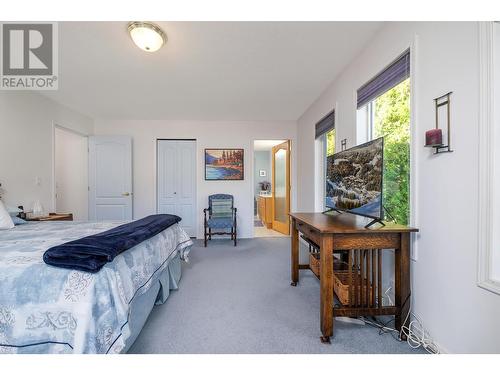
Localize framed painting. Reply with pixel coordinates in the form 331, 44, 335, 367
205, 148, 244, 180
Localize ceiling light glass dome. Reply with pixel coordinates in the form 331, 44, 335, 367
128, 22, 166, 52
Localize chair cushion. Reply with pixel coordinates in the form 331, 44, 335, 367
207, 217, 233, 229
211, 198, 233, 218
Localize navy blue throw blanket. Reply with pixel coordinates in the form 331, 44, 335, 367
43, 214, 181, 273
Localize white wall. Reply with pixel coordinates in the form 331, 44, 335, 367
94, 120, 297, 239
55, 127, 89, 221
0, 92, 94, 213
297, 22, 500, 353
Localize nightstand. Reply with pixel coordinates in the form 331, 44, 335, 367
25, 213, 73, 221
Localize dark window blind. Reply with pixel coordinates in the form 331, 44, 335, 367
315, 109, 335, 139
357, 49, 410, 109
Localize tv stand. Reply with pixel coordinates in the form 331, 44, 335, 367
364, 218, 386, 229
289, 212, 418, 343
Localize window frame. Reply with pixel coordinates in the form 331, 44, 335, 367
314, 108, 337, 212
322, 128, 336, 209
356, 42, 419, 260
321, 131, 328, 211
358, 77, 411, 226
477, 21, 500, 295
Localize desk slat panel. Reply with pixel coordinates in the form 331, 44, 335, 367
365, 250, 370, 307
361, 251, 365, 307
371, 250, 376, 307
378, 250, 382, 309
348, 251, 352, 307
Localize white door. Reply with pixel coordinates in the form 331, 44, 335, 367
89, 136, 133, 221
54, 127, 88, 221
157, 140, 196, 236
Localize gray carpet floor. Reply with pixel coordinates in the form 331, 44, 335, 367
128, 238, 424, 354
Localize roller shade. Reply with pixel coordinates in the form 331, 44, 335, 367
357, 49, 410, 109
315, 109, 335, 139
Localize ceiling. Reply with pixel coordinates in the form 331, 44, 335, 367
43, 22, 384, 121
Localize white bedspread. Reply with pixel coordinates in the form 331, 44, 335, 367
0, 221, 192, 354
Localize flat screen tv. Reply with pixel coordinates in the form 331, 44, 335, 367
325, 137, 384, 220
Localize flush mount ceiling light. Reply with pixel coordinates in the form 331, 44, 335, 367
128, 22, 166, 52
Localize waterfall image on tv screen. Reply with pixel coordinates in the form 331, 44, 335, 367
325, 137, 384, 219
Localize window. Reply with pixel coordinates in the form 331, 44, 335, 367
325, 128, 336, 158
357, 51, 411, 225
317, 128, 336, 211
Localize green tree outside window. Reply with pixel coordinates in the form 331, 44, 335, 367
326, 128, 336, 157
373, 78, 410, 225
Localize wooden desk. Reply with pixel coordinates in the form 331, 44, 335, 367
289, 212, 418, 343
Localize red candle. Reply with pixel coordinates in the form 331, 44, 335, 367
425, 129, 443, 146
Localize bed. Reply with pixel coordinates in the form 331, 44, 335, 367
0, 219, 193, 354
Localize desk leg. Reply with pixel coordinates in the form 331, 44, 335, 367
320, 234, 334, 343
291, 218, 299, 286
395, 232, 411, 338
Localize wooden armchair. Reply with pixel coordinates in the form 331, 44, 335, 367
203, 194, 237, 247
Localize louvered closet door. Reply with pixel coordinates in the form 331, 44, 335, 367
157, 140, 196, 237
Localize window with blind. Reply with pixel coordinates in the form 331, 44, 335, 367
357, 50, 411, 225
315, 109, 335, 139
315, 109, 336, 210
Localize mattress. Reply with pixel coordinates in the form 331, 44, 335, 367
0, 221, 192, 354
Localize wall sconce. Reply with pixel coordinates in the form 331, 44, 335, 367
340, 138, 347, 151
425, 92, 453, 154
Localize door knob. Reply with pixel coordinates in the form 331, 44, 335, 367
122, 192, 131, 196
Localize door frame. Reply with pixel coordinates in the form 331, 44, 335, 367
155, 139, 197, 237
51, 122, 89, 216
252, 139, 291, 237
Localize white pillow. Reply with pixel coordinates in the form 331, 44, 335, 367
0, 201, 15, 230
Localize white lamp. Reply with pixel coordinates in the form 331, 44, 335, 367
128, 22, 166, 52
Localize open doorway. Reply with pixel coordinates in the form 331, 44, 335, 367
253, 140, 290, 238
54, 125, 89, 221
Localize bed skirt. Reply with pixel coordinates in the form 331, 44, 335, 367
123, 252, 182, 353
3, 252, 182, 354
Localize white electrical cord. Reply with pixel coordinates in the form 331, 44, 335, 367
399, 301, 440, 354
359, 317, 399, 334
358, 296, 439, 354
384, 285, 394, 306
